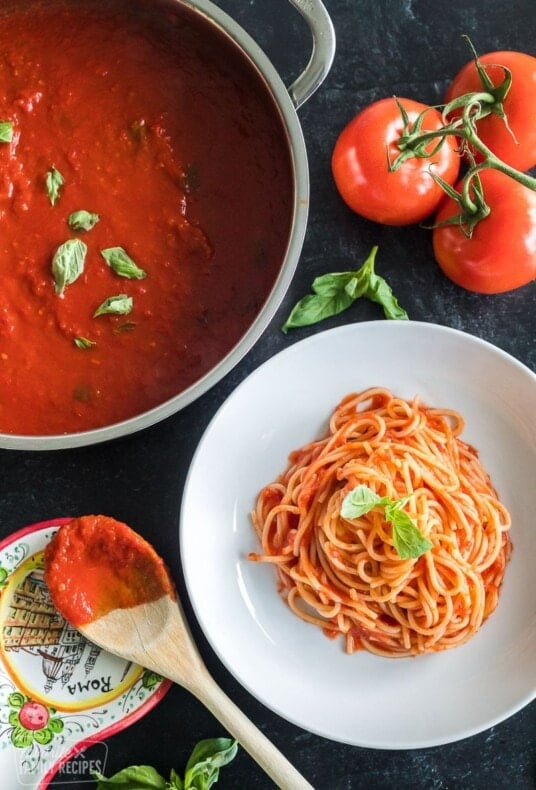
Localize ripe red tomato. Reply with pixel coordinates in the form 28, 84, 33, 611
432, 169, 536, 294
331, 97, 460, 225
445, 51, 536, 171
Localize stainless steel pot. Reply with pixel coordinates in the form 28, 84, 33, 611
2, 0, 335, 450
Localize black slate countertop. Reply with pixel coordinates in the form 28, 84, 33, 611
3, 1, 535, 788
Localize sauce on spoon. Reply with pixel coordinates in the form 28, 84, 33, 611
44, 514, 175, 626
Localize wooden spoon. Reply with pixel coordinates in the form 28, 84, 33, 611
44, 515, 313, 790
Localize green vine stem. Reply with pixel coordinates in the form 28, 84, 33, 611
388, 39, 536, 235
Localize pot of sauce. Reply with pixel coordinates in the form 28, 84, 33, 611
0, 0, 335, 449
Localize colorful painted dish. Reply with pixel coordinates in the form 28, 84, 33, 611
0, 518, 171, 788
180, 320, 536, 748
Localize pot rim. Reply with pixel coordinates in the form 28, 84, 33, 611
1, 0, 320, 450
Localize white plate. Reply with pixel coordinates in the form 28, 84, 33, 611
180, 321, 536, 748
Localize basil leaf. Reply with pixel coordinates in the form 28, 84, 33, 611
0, 121, 13, 143
281, 246, 408, 332
282, 290, 355, 332
168, 768, 184, 790
184, 739, 238, 790
93, 294, 133, 317
343, 274, 370, 301
74, 336, 95, 350
93, 765, 167, 789
341, 485, 383, 519
92, 739, 237, 790
101, 247, 147, 279
52, 239, 87, 294
340, 484, 432, 559
310, 271, 357, 296
68, 210, 100, 232
357, 252, 408, 320
113, 321, 137, 334
46, 167, 64, 205
387, 505, 433, 559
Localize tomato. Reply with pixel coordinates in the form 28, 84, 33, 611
331, 97, 460, 225
445, 51, 536, 171
432, 169, 536, 294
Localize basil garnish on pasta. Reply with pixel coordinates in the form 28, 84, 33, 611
341, 484, 432, 559
250, 387, 512, 657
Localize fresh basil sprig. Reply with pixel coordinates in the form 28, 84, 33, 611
46, 166, 64, 205
101, 247, 147, 279
68, 210, 100, 232
341, 484, 432, 559
93, 738, 238, 790
282, 246, 408, 333
52, 239, 87, 295
0, 121, 13, 143
93, 294, 133, 317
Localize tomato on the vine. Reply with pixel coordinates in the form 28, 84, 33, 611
331, 97, 460, 226
432, 169, 536, 294
445, 50, 536, 171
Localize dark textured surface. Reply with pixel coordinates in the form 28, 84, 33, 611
3, 1, 535, 788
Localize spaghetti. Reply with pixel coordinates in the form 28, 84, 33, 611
249, 387, 512, 657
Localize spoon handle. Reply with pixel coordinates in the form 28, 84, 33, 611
83, 597, 314, 788
189, 670, 314, 790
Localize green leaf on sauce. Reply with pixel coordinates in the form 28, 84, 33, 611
74, 337, 96, 350
113, 321, 137, 334
73, 385, 91, 403
68, 210, 100, 232
101, 247, 147, 279
341, 484, 432, 560
93, 294, 133, 317
46, 167, 64, 205
281, 246, 408, 332
0, 121, 13, 143
129, 118, 148, 142
52, 239, 87, 295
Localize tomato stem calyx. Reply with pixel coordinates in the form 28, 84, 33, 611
430, 167, 490, 238
389, 38, 536, 236
459, 34, 513, 120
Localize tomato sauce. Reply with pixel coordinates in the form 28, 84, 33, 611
44, 515, 175, 626
0, 0, 293, 434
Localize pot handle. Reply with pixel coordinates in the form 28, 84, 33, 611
287, 0, 336, 109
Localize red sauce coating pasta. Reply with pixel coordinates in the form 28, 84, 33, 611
250, 387, 512, 657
